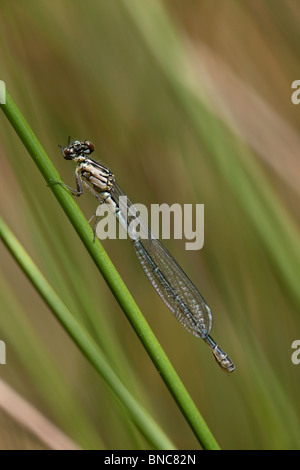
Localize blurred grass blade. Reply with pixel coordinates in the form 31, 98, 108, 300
123, 0, 300, 308
0, 379, 80, 450
0, 91, 220, 450
0, 216, 176, 450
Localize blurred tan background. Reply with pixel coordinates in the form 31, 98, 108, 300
1, 0, 300, 449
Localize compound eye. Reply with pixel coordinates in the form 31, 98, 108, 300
59, 144, 73, 160
65, 147, 76, 160
84, 141, 95, 154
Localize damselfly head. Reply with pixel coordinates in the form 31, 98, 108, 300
59, 139, 95, 160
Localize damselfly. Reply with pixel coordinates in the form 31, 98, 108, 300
59, 139, 235, 373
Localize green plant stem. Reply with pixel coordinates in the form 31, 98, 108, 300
0, 91, 220, 450
0, 217, 175, 450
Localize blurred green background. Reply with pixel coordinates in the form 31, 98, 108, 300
1, 0, 300, 450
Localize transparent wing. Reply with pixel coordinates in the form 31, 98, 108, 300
111, 182, 213, 338
133, 237, 213, 338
